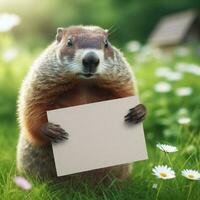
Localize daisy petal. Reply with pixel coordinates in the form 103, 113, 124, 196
156, 144, 178, 153
152, 165, 176, 179
154, 82, 171, 93
181, 169, 200, 180
178, 117, 191, 124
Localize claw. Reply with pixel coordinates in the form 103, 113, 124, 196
41, 122, 69, 143
125, 104, 147, 124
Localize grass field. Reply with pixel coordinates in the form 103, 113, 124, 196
0, 35, 200, 199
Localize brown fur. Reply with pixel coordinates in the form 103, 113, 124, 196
23, 79, 134, 145
17, 25, 136, 181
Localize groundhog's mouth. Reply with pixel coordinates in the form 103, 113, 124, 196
77, 73, 98, 79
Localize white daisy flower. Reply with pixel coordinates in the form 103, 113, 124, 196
176, 63, 200, 76
156, 144, 178, 153
125, 40, 141, 52
3, 48, 18, 62
152, 165, 176, 179
181, 169, 200, 180
187, 64, 200, 76
155, 67, 171, 77
155, 67, 183, 81
176, 87, 193, 96
165, 71, 183, 81
178, 117, 191, 124
154, 82, 171, 93
0, 13, 21, 32
136, 45, 164, 63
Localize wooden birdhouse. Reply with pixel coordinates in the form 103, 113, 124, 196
148, 10, 200, 49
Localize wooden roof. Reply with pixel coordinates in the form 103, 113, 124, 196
148, 10, 199, 46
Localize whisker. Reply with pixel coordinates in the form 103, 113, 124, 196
108, 26, 118, 36
108, 24, 117, 32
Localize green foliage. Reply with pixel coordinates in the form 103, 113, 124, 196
1, 0, 200, 46
0, 34, 36, 123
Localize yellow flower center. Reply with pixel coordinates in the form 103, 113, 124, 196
160, 172, 167, 177
188, 174, 194, 179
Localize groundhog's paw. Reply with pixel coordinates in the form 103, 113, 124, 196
41, 122, 69, 143
124, 104, 147, 124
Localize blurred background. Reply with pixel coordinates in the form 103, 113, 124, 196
0, 0, 200, 199
0, 0, 200, 46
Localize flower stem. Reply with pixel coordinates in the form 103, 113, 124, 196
187, 181, 193, 200
166, 153, 179, 188
178, 152, 195, 173
166, 153, 173, 167
156, 181, 163, 200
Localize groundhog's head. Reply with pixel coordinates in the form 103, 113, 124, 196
55, 25, 131, 80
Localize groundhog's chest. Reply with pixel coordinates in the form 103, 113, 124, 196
53, 84, 119, 109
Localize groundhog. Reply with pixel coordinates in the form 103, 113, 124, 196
17, 25, 146, 183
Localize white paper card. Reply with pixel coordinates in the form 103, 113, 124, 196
47, 96, 148, 177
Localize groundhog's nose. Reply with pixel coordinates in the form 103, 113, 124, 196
82, 52, 99, 74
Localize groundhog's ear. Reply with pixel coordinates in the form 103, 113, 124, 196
56, 27, 64, 42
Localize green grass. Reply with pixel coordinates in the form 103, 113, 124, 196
0, 36, 200, 199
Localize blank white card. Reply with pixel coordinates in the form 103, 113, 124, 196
47, 96, 148, 177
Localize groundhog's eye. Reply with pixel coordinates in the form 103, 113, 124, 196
104, 39, 109, 48
67, 39, 73, 47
